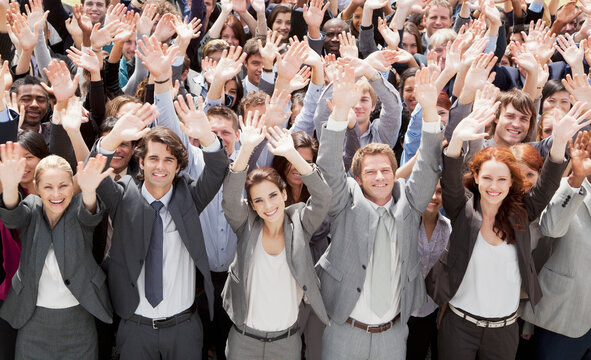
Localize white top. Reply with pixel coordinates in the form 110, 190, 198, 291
450, 231, 521, 318
350, 199, 402, 325
245, 233, 303, 331
135, 184, 196, 318
36, 244, 79, 308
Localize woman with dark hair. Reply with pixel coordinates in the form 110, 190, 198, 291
427, 100, 589, 359
0, 131, 50, 360
221, 15, 247, 47
539, 79, 571, 115
271, 131, 328, 360
399, 68, 418, 114
225, 75, 245, 112
222, 112, 330, 359
402, 22, 424, 55
268, 5, 292, 41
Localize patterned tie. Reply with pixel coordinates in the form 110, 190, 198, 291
145, 200, 164, 308
371, 207, 392, 317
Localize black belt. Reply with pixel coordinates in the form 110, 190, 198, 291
233, 323, 300, 342
129, 308, 193, 329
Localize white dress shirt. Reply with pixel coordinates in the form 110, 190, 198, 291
36, 244, 80, 308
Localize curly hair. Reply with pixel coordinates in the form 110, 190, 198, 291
464, 146, 527, 244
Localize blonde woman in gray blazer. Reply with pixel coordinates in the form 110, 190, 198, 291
221, 111, 331, 360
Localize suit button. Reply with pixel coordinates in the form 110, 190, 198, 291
357, 288, 361, 293
303, 285, 308, 291
64, 279, 70, 285
131, 282, 135, 288
362, 265, 366, 270
139, 259, 144, 265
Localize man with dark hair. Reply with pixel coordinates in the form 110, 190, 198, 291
242, 38, 264, 93
9, 76, 50, 140
92, 102, 229, 360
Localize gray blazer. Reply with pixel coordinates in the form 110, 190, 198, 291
221, 166, 331, 327
316, 125, 443, 325
0, 195, 112, 328
522, 178, 591, 338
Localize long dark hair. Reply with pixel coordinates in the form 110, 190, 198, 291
18, 131, 50, 159
464, 146, 527, 244
271, 132, 318, 206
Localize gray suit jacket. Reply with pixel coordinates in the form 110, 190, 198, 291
522, 178, 591, 338
0, 195, 112, 328
316, 125, 442, 325
95, 145, 229, 320
221, 166, 331, 327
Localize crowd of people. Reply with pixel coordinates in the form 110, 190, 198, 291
0, 0, 590, 358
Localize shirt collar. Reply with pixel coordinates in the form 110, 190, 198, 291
367, 197, 394, 214
141, 183, 174, 209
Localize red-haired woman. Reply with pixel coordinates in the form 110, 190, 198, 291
427, 101, 591, 359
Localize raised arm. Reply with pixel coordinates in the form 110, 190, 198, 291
0, 142, 26, 209
77, 154, 113, 213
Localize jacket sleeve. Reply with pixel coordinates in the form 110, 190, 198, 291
317, 125, 351, 218
538, 178, 587, 238
441, 152, 469, 221
221, 167, 251, 232
298, 167, 332, 236
524, 156, 568, 222
370, 75, 402, 148
0, 194, 33, 230
187, 145, 229, 213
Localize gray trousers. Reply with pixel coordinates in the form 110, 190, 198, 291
226, 323, 301, 360
116, 311, 203, 360
298, 302, 325, 360
322, 318, 408, 360
438, 308, 519, 360
15, 305, 97, 360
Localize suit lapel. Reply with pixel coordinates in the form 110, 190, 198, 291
244, 219, 263, 276
52, 218, 66, 276
283, 215, 294, 267
34, 216, 52, 280
468, 196, 483, 255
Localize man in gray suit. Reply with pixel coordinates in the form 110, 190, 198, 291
92, 103, 229, 360
522, 133, 591, 359
316, 66, 443, 359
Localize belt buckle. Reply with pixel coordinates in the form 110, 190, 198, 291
152, 317, 166, 329
475, 319, 489, 328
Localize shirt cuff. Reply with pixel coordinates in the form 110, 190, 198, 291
201, 137, 222, 152
422, 119, 442, 133
484, 36, 498, 53
528, 1, 544, 13
260, 70, 275, 84
0, 108, 13, 123
97, 139, 116, 155
173, 55, 184, 67
326, 117, 349, 131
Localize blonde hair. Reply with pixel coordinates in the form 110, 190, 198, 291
34, 155, 73, 185
428, 28, 457, 49
356, 77, 377, 107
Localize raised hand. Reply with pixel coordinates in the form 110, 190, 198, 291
451, 102, 499, 145
377, 17, 399, 49
0, 142, 26, 192
522, 20, 555, 65
276, 39, 308, 80
77, 155, 113, 194
266, 125, 296, 157
90, 20, 122, 49
461, 36, 488, 69
473, 82, 500, 113
288, 66, 311, 93
251, 0, 265, 14
413, 67, 438, 113
331, 63, 359, 115
323, 53, 338, 83
172, 15, 202, 45
54, 96, 84, 133
201, 56, 217, 84
258, 30, 284, 69
339, 31, 358, 59
303, 0, 329, 30
153, 13, 176, 42
562, 74, 591, 110
73, 3, 93, 36
239, 109, 266, 149
263, 89, 291, 127
25, 0, 48, 31
136, 3, 159, 34
65, 17, 83, 45
42, 60, 81, 104
136, 35, 179, 81
568, 130, 591, 187
441, 37, 463, 75
510, 40, 538, 74
363, 0, 388, 10
214, 46, 247, 82
67, 47, 102, 76
113, 12, 136, 42
459, 52, 497, 104
10, 12, 38, 51
364, 49, 397, 72
4, 91, 25, 128
552, 101, 591, 146
173, 94, 216, 145
102, 103, 159, 151
556, 33, 585, 74
232, 0, 248, 13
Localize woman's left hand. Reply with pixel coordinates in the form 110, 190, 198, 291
266, 126, 295, 158
77, 155, 113, 194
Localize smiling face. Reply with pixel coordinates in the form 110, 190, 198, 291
245, 54, 264, 86
272, 12, 291, 39
402, 32, 419, 55
425, 6, 452, 37
17, 84, 48, 129
356, 154, 395, 206
221, 26, 240, 47
284, 147, 314, 188
403, 76, 417, 112
494, 104, 532, 146
323, 22, 349, 55
353, 90, 376, 125
36, 168, 74, 222
209, 116, 239, 156
249, 180, 287, 224
425, 181, 442, 215
474, 159, 512, 206
517, 162, 539, 192
83, 0, 107, 24
542, 90, 570, 114
139, 141, 180, 195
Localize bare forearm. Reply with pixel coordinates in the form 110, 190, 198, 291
66, 129, 90, 162
81, 192, 97, 213
15, 49, 33, 75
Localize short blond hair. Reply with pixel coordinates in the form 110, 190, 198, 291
356, 77, 377, 106
428, 28, 457, 49
351, 143, 398, 179
34, 155, 73, 185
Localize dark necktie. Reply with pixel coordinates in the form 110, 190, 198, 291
145, 200, 164, 308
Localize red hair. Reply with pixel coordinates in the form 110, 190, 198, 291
464, 146, 527, 244
510, 143, 543, 191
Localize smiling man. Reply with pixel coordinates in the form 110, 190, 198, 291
10, 77, 50, 141
487, 89, 537, 147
